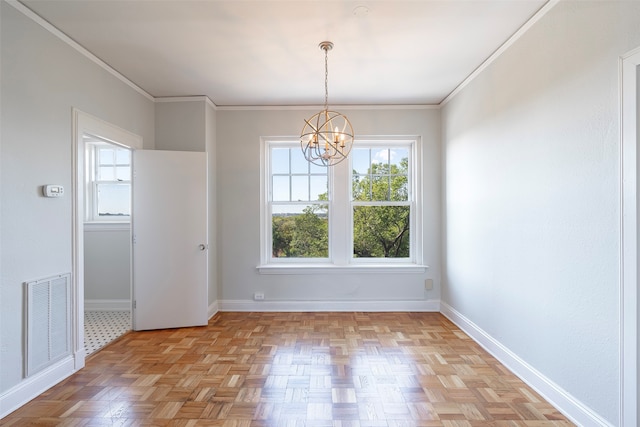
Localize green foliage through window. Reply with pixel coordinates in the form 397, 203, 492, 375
269, 144, 412, 260
272, 205, 328, 258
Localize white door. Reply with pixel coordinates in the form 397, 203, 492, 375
132, 150, 208, 331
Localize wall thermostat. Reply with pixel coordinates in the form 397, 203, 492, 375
43, 185, 64, 198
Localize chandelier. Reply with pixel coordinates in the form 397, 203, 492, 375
301, 41, 354, 167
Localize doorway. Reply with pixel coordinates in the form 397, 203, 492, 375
72, 109, 143, 368
82, 135, 132, 355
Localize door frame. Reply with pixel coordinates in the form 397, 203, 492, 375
71, 108, 143, 369
620, 47, 640, 427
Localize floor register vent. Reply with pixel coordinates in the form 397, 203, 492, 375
24, 273, 72, 377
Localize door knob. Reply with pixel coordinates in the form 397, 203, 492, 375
198, 244, 208, 251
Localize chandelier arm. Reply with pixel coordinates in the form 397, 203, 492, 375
303, 118, 319, 133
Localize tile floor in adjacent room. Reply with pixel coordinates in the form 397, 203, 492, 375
84, 310, 131, 356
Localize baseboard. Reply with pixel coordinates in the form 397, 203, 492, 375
439, 302, 613, 427
84, 299, 130, 311
208, 300, 219, 319
0, 356, 75, 419
218, 299, 441, 312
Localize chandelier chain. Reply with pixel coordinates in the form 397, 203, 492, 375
324, 47, 329, 111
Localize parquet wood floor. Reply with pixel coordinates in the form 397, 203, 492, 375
2, 312, 574, 426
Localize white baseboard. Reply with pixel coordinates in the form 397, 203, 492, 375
439, 302, 613, 427
0, 356, 75, 419
218, 299, 440, 312
84, 299, 130, 311
208, 300, 219, 319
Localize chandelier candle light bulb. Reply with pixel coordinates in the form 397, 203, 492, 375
301, 41, 354, 166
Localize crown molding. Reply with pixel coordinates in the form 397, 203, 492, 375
7, 0, 154, 102
217, 104, 439, 111
155, 96, 217, 110
440, 0, 560, 107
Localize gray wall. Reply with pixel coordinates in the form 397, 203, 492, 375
84, 228, 131, 301
0, 2, 154, 394
206, 102, 218, 308
442, 1, 640, 424
155, 100, 206, 152
216, 108, 441, 304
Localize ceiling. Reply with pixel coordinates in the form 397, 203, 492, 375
20, 0, 549, 107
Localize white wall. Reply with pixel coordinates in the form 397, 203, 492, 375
0, 1, 154, 396
442, 1, 640, 424
84, 228, 131, 302
216, 108, 440, 307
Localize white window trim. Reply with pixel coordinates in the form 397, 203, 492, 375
258, 136, 426, 274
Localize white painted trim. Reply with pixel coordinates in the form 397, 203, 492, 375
72, 108, 142, 389
218, 104, 438, 111
219, 299, 440, 312
0, 356, 75, 419
208, 301, 219, 320
440, 0, 560, 106
620, 47, 640, 427
257, 264, 428, 275
5, 1, 153, 102
84, 299, 131, 311
84, 222, 130, 232
155, 96, 216, 110
440, 303, 614, 427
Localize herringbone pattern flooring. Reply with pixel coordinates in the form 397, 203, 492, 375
2, 312, 574, 426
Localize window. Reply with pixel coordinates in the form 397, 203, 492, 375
351, 146, 411, 260
86, 140, 131, 222
270, 146, 329, 259
261, 137, 423, 271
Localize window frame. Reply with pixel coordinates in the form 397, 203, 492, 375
349, 140, 417, 265
259, 136, 425, 274
267, 142, 331, 263
85, 140, 132, 223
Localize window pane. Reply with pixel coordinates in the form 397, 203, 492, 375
115, 166, 130, 181
98, 148, 115, 166
352, 149, 370, 174
272, 204, 328, 258
352, 174, 371, 201
310, 175, 328, 201
290, 148, 309, 174
115, 148, 130, 165
391, 175, 408, 201
371, 175, 391, 201
272, 148, 289, 174
291, 176, 309, 201
309, 161, 327, 175
98, 166, 115, 181
96, 183, 130, 217
353, 205, 410, 258
371, 148, 390, 165
389, 148, 408, 171
272, 176, 290, 201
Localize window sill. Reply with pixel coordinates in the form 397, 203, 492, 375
256, 263, 428, 275
84, 222, 131, 232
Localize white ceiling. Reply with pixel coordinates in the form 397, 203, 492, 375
20, 0, 548, 106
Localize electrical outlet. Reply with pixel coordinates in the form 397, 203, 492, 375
424, 279, 433, 291
254, 292, 265, 301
